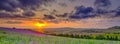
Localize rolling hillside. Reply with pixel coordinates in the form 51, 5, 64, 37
0, 27, 120, 44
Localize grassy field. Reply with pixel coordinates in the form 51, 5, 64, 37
0, 29, 120, 44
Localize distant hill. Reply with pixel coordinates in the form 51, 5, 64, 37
108, 26, 120, 29
0, 27, 45, 36
43, 27, 120, 34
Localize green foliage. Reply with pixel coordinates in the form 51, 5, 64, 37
0, 34, 120, 44
50, 33, 120, 41
109, 26, 120, 29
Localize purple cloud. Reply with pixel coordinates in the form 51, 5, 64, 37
0, 0, 54, 11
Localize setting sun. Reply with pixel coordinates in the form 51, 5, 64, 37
35, 22, 47, 27
34, 22, 47, 32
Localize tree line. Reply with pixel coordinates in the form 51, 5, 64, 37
49, 33, 120, 41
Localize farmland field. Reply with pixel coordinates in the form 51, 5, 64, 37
0, 28, 120, 44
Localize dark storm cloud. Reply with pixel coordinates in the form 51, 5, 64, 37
94, 0, 111, 7
116, 11, 120, 16
0, 0, 54, 11
56, 13, 68, 17
0, 12, 23, 18
0, 0, 53, 19
0, 11, 35, 18
68, 5, 119, 20
69, 15, 96, 19
115, 7, 120, 16
22, 11, 36, 17
44, 14, 56, 19
95, 9, 109, 14
94, 0, 112, 14
0, 0, 20, 11
69, 6, 95, 19
67, 0, 120, 20
74, 6, 93, 15
47, 0, 119, 21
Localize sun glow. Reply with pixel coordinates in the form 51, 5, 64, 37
34, 22, 47, 33
35, 22, 47, 27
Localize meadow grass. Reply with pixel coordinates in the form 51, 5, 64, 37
0, 34, 120, 44
0, 30, 120, 44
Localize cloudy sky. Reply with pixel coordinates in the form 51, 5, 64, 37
0, 0, 120, 29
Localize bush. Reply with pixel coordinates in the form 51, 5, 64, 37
2, 32, 7, 34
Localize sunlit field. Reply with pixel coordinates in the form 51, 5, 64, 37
0, 29, 120, 44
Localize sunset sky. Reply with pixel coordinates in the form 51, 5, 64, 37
0, 0, 120, 29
